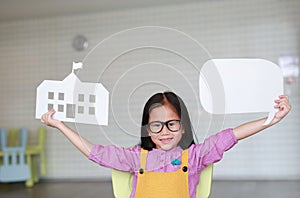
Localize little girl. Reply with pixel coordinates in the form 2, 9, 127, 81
41, 91, 291, 198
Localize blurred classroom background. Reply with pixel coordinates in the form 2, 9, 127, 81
0, 0, 299, 197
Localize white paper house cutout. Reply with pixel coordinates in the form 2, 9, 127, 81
35, 62, 109, 125
199, 59, 283, 125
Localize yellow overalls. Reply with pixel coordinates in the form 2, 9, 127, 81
134, 149, 190, 198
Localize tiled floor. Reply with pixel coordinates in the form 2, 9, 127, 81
0, 180, 299, 198
210, 180, 300, 198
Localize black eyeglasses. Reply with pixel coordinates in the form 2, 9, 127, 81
146, 120, 181, 134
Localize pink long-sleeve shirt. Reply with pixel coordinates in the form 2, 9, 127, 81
89, 128, 238, 198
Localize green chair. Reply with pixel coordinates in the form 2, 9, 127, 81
25, 127, 47, 187
111, 164, 213, 198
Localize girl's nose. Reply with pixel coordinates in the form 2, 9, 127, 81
160, 125, 171, 135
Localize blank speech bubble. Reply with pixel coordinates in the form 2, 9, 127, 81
199, 59, 283, 125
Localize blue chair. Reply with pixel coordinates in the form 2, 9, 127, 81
0, 128, 30, 182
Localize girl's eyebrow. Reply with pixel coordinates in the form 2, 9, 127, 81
149, 119, 180, 122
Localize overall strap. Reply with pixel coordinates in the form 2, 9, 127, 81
139, 149, 148, 170
180, 149, 189, 169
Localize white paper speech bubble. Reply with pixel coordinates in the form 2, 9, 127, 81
199, 59, 283, 125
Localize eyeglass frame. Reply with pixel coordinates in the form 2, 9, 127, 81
146, 119, 182, 134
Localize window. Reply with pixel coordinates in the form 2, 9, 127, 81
66, 104, 76, 118
78, 94, 84, 102
89, 94, 96, 103
58, 92, 64, 100
58, 104, 64, 112
78, 106, 84, 114
48, 104, 53, 110
48, 92, 54, 99
89, 107, 95, 115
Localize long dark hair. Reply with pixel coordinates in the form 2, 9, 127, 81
140, 91, 195, 150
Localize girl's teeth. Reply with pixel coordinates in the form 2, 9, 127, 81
161, 138, 172, 144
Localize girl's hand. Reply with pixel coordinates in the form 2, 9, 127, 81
272, 95, 291, 124
41, 109, 62, 128
233, 95, 291, 140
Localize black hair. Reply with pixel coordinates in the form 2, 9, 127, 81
140, 91, 195, 150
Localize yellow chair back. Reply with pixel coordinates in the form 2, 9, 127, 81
111, 164, 213, 198
26, 127, 47, 176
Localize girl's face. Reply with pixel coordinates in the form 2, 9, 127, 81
147, 103, 184, 151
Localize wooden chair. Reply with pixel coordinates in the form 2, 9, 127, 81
111, 164, 213, 198
0, 128, 30, 183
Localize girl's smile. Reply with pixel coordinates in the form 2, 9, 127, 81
159, 138, 173, 144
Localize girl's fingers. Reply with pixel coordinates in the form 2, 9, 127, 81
41, 109, 56, 125
279, 95, 288, 100
275, 103, 291, 120
273, 95, 291, 121
275, 95, 288, 102
275, 102, 290, 110
275, 95, 290, 106
41, 113, 47, 122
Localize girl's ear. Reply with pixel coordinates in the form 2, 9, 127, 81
181, 125, 185, 134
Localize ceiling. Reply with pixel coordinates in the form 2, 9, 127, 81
0, 0, 201, 22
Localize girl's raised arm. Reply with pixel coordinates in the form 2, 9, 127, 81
41, 109, 94, 157
233, 95, 291, 140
